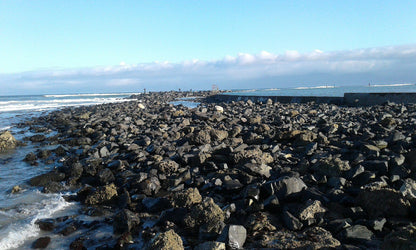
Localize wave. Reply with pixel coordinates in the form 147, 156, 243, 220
0, 192, 73, 249
0, 98, 132, 113
294, 85, 336, 90
43, 93, 138, 98
370, 83, 415, 87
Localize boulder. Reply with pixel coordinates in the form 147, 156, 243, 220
155, 159, 179, 175
113, 209, 140, 234
383, 224, 416, 249
262, 176, 307, 200
172, 187, 202, 207
0, 131, 18, 152
297, 199, 327, 223
218, 225, 247, 249
312, 157, 350, 177
29, 172, 65, 187
32, 236, 51, 249
84, 183, 118, 205
356, 187, 410, 218
148, 229, 184, 250
339, 225, 373, 243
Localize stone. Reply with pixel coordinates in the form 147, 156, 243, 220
214, 105, 224, 113
383, 224, 416, 249
282, 210, 303, 230
262, 176, 307, 200
356, 187, 410, 218
35, 219, 56, 231
193, 129, 211, 145
0, 131, 18, 152
219, 225, 247, 249
312, 157, 350, 177
172, 187, 202, 207
138, 103, 146, 109
155, 159, 179, 175
138, 177, 161, 196
24, 152, 37, 162
210, 129, 228, 142
29, 172, 65, 187
242, 163, 272, 178
29, 134, 46, 142
297, 199, 326, 222
31, 236, 51, 249
185, 197, 225, 236
194, 241, 226, 250
113, 209, 140, 234
340, 225, 373, 243
84, 183, 118, 205
148, 229, 184, 250
11, 185, 22, 194
400, 178, 416, 199
97, 168, 115, 185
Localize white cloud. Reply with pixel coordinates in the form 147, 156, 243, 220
1, 44, 415, 94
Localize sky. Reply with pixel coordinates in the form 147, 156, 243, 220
1, 1, 415, 95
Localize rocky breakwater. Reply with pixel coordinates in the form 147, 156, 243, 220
20, 92, 416, 249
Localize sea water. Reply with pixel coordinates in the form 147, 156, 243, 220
0, 93, 136, 249
228, 83, 416, 97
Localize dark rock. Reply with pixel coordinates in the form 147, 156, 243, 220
43, 181, 65, 193
24, 152, 37, 162
138, 177, 161, 196
383, 224, 416, 249
356, 187, 411, 218
31, 236, 51, 249
241, 163, 271, 178
194, 241, 226, 250
35, 218, 56, 231
113, 209, 140, 234
282, 210, 303, 230
142, 197, 172, 213
29, 134, 46, 142
29, 172, 65, 187
172, 187, 202, 207
262, 176, 307, 200
97, 168, 115, 185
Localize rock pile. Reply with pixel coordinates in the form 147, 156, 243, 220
21, 91, 416, 249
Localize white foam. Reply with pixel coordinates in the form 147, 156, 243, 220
0, 98, 131, 112
294, 85, 335, 90
43, 93, 138, 98
371, 83, 415, 87
0, 193, 73, 249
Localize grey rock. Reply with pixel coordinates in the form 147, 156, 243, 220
113, 209, 140, 234
282, 210, 303, 230
262, 176, 307, 200
340, 225, 373, 243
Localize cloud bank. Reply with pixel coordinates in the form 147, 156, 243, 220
1, 44, 415, 95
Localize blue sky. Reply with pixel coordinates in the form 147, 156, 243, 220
1, 1, 415, 94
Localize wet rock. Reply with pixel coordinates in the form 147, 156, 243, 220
11, 185, 22, 194
113, 209, 140, 234
172, 187, 202, 207
148, 229, 184, 250
24, 152, 37, 162
142, 197, 172, 213
29, 134, 46, 142
84, 183, 118, 205
31, 236, 51, 249
29, 172, 65, 187
43, 181, 65, 193
0, 131, 18, 152
35, 218, 56, 231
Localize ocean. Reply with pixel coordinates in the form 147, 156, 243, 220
228, 83, 416, 96
0, 84, 415, 248
0, 93, 136, 249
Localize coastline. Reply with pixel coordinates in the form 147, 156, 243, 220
4, 90, 416, 249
